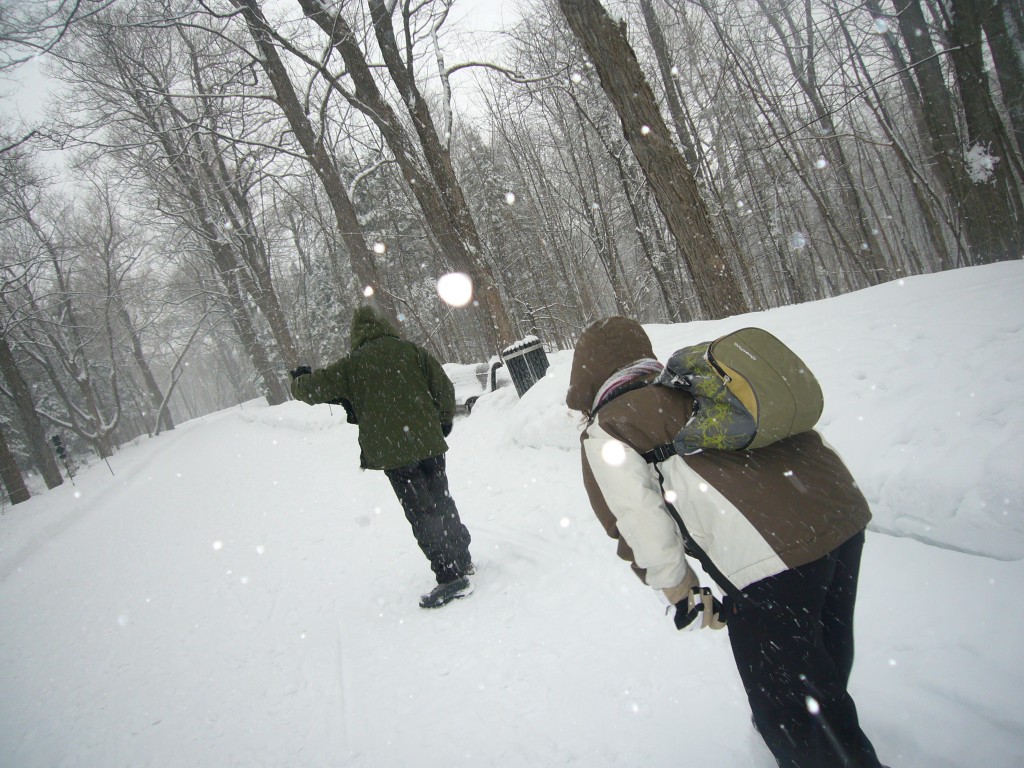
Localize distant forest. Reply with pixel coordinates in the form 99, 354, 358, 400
1, 0, 1021, 502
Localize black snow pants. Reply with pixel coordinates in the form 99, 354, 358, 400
727, 530, 884, 768
384, 454, 472, 584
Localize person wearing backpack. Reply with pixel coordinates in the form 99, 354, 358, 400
290, 305, 474, 609
566, 316, 887, 768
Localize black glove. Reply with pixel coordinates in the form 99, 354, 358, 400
674, 586, 727, 630
441, 422, 453, 437
289, 365, 311, 379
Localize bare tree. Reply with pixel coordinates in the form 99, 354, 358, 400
0, 332, 64, 488
557, 0, 749, 319
51, 4, 294, 403
0, 169, 122, 458
0, 0, 121, 153
0, 418, 30, 504
293, 0, 517, 348
225, 0, 400, 326
893, 0, 1023, 265
0, 147, 66, 485
981, 0, 1024, 157
71, 178, 177, 434
942, 0, 1024, 262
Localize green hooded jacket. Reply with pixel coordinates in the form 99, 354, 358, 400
291, 306, 455, 470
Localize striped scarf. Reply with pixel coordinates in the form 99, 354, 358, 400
591, 358, 665, 416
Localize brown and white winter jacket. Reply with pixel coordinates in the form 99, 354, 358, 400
566, 317, 871, 597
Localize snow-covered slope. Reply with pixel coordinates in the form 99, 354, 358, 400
2, 262, 1023, 767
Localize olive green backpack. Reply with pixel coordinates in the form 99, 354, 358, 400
644, 327, 823, 459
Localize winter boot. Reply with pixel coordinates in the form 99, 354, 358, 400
419, 576, 473, 609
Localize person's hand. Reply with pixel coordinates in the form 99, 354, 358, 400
673, 586, 727, 631
441, 422, 453, 437
289, 365, 311, 379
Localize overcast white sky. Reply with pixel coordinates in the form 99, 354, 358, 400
451, 0, 523, 33
1, 57, 50, 124
0, 0, 526, 127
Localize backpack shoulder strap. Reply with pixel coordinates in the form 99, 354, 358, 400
650, 464, 753, 611
590, 377, 657, 419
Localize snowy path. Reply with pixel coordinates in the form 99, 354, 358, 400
3, 263, 1024, 767
2, 401, 1021, 767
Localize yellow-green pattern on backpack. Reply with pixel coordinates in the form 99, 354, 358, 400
666, 342, 758, 453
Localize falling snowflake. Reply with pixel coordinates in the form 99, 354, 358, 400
437, 272, 473, 307
600, 440, 627, 467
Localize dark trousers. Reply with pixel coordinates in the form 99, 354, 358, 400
727, 531, 883, 768
384, 454, 472, 584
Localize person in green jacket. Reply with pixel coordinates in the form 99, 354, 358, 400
290, 305, 474, 609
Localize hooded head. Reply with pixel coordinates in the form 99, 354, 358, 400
350, 305, 399, 351
566, 316, 655, 416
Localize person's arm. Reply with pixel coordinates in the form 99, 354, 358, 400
580, 421, 694, 592
420, 348, 455, 424
291, 356, 351, 405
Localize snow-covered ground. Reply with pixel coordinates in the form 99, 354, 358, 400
2, 262, 1023, 767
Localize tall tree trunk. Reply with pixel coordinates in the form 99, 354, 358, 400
557, 0, 749, 319
0, 335, 63, 488
178, 45, 302, 369
839, 4, 954, 268
864, 0, 932, 144
490, 104, 598, 325
757, 0, 891, 282
295, 0, 516, 349
206, 234, 290, 406
944, 0, 1024, 263
568, 100, 637, 316
638, 0, 702, 176
117, 307, 174, 433
893, 0, 1019, 264
569, 87, 685, 319
231, 0, 399, 327
982, 0, 1024, 156
0, 421, 31, 505
124, 93, 290, 404
30, 215, 118, 459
